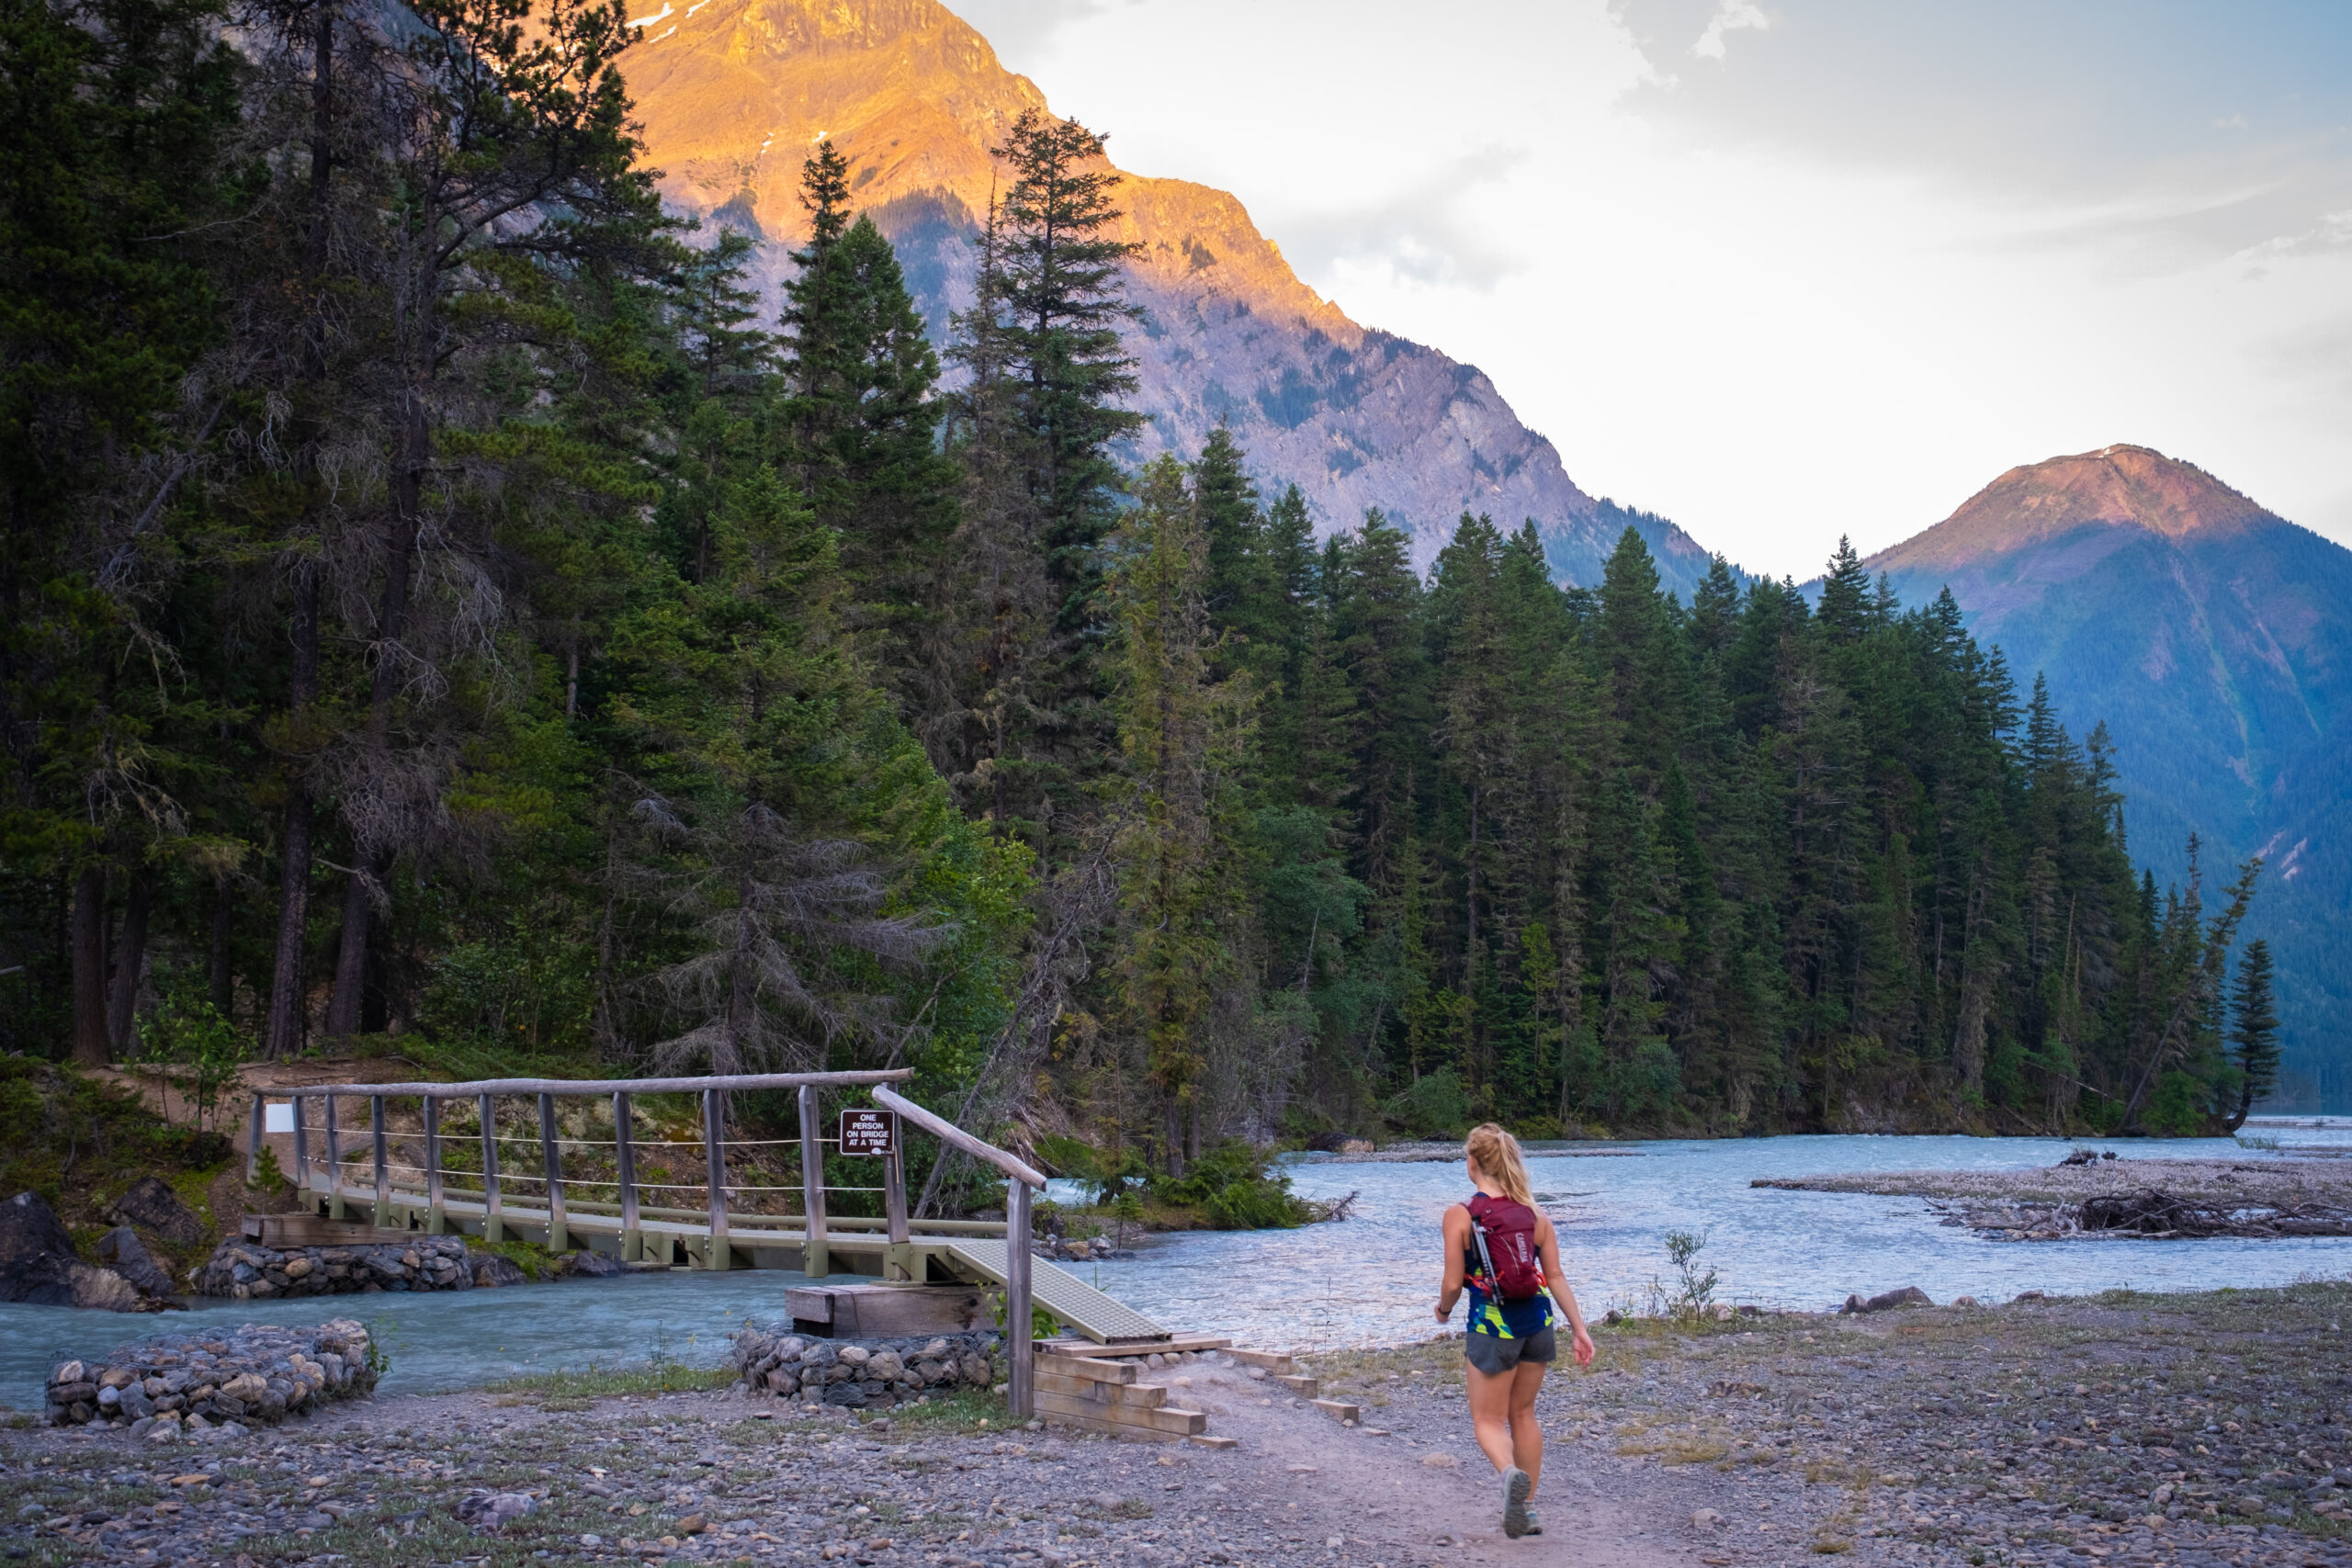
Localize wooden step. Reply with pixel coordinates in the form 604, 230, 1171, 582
1038, 1356, 1139, 1385
1034, 1389, 1205, 1438
1187, 1434, 1238, 1450
1227, 1348, 1294, 1374
1311, 1398, 1363, 1424
1034, 1371, 1169, 1410
1035, 1333, 1232, 1359
1275, 1373, 1320, 1397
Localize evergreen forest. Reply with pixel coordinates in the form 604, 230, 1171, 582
0, 0, 2285, 1201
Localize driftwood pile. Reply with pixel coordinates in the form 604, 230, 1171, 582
2075, 1187, 2352, 1239
1941, 1186, 2352, 1241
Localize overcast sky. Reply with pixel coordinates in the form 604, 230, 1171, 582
948, 0, 2352, 580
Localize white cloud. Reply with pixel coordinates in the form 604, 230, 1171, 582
1692, 0, 1770, 61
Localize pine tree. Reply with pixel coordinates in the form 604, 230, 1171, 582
1104, 456, 1261, 1170
2224, 939, 2279, 1132
776, 145, 955, 684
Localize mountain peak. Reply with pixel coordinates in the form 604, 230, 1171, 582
1870, 444, 2276, 574
616, 0, 1739, 592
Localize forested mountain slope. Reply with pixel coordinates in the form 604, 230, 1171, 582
1866, 446, 2352, 1109
616, 0, 1723, 594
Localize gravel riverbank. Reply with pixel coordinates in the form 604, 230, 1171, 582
4, 1282, 2349, 1567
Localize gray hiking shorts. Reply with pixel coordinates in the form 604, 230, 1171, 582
1464, 1328, 1556, 1376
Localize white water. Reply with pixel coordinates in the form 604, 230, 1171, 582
6, 1122, 2346, 1412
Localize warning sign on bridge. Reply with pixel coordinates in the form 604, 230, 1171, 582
839, 1109, 897, 1156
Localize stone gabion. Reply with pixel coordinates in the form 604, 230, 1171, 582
198, 1235, 475, 1298
732, 1325, 1003, 1409
47, 1318, 374, 1436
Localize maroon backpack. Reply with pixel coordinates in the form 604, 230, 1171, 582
1466, 1193, 1546, 1303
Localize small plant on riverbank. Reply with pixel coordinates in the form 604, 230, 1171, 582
1665, 1228, 1719, 1319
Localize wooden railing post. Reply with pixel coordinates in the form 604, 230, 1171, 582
539, 1091, 568, 1252
883, 1138, 911, 1281
701, 1086, 729, 1270
1007, 1179, 1034, 1418
370, 1094, 390, 1228
613, 1090, 640, 1263
246, 1093, 265, 1184
480, 1092, 503, 1244
322, 1094, 345, 1220
424, 1095, 446, 1234
797, 1083, 828, 1279
290, 1093, 310, 1197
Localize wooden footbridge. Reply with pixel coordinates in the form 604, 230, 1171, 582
240, 1068, 1179, 1419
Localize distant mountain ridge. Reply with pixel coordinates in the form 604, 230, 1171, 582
616, 0, 1724, 593
1866, 445, 2352, 1110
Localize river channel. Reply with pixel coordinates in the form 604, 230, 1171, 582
6, 1123, 2348, 1412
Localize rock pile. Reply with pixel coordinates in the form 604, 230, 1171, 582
198, 1235, 480, 1297
731, 1325, 1002, 1409
46, 1318, 374, 1437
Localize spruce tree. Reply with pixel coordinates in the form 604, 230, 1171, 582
2224, 939, 2279, 1131
776, 144, 955, 683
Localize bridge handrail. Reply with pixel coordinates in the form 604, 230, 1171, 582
872, 1086, 1045, 1190
281, 1068, 913, 1098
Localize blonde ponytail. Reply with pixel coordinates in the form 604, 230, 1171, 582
1464, 1122, 1533, 1207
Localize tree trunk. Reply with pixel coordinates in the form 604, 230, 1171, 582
106, 867, 154, 1055
209, 874, 234, 1017
323, 850, 389, 1039
70, 867, 108, 1066
266, 559, 321, 1057
325, 367, 425, 1038
267, 9, 334, 1056
723, 853, 759, 1077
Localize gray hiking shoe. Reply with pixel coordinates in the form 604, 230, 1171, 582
1502, 1466, 1532, 1538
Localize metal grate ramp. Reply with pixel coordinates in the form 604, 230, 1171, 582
942, 1240, 1169, 1346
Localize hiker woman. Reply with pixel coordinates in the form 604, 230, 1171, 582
1435, 1122, 1595, 1540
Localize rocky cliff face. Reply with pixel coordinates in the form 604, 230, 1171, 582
617, 0, 1719, 591
1867, 446, 2352, 1105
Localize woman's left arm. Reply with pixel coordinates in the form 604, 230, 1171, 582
1537, 1216, 1596, 1366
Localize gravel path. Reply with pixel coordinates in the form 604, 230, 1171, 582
5, 1282, 2350, 1568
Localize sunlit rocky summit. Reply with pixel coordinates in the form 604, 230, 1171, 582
618, 0, 1715, 588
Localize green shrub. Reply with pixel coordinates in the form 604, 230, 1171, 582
1151, 1141, 1302, 1230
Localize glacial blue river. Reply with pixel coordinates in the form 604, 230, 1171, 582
6, 1122, 2348, 1413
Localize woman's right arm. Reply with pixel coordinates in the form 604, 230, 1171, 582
1536, 1215, 1597, 1366
1435, 1204, 1467, 1323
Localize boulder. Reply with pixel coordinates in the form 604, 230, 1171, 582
557, 1248, 625, 1279
96, 1226, 178, 1297
471, 1253, 527, 1288
1841, 1286, 1933, 1314
0, 1190, 82, 1303
456, 1491, 538, 1530
109, 1177, 207, 1249
67, 1264, 145, 1312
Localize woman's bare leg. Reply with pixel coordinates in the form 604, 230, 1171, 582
1508, 1359, 1547, 1493
1464, 1358, 1520, 1473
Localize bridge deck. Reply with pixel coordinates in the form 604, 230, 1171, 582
940, 1239, 1169, 1346
313, 1179, 1167, 1347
